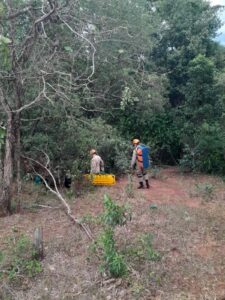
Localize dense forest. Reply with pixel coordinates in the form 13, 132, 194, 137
1, 0, 225, 215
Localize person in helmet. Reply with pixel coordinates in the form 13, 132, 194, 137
131, 139, 150, 189
90, 149, 104, 174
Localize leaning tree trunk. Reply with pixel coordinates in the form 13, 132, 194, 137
7, 0, 23, 198
0, 112, 13, 216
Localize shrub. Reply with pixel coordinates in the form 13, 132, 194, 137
100, 228, 127, 277
22, 117, 130, 179
102, 194, 130, 227
180, 122, 225, 174
96, 194, 130, 277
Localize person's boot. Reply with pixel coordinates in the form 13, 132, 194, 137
145, 180, 150, 189
137, 182, 144, 189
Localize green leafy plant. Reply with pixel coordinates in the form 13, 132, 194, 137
100, 228, 127, 277
140, 233, 161, 261
0, 234, 42, 282
102, 194, 130, 227
123, 234, 161, 262
179, 144, 198, 173
93, 194, 131, 277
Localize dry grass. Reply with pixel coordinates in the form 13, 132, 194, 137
1, 167, 225, 299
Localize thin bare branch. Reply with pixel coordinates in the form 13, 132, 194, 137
58, 16, 96, 80
18, 3, 56, 64
5, 6, 31, 20
10, 76, 48, 113
23, 154, 94, 240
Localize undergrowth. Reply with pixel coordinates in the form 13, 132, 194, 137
99, 194, 129, 277
189, 182, 215, 201
91, 194, 160, 278
0, 232, 42, 283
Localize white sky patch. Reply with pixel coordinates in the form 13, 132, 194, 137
210, 0, 225, 5
209, 0, 225, 44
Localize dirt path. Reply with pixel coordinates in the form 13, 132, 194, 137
1, 167, 225, 300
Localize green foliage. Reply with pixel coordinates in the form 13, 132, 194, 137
0, 234, 42, 282
94, 194, 130, 277
180, 122, 225, 174
0, 126, 5, 151
120, 86, 138, 110
146, 111, 181, 164
0, 36, 11, 45
1, 0, 225, 205
194, 123, 225, 174
23, 117, 130, 176
185, 55, 216, 112
0, 35, 11, 70
123, 233, 161, 262
100, 228, 127, 277
140, 233, 161, 261
102, 194, 130, 227
179, 144, 198, 173
151, 0, 221, 106
0, 3, 5, 16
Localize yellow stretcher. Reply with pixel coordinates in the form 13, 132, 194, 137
84, 174, 116, 185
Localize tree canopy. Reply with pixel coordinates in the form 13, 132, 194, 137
1, 0, 225, 214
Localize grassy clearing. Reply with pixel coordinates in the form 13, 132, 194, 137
0, 167, 225, 299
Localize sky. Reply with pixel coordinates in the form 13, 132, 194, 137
210, 0, 225, 45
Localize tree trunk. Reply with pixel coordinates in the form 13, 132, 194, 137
0, 112, 13, 216
14, 113, 21, 212
0, 133, 3, 185
7, 0, 22, 199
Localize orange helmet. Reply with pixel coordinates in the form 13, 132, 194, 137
132, 138, 140, 145
90, 149, 96, 155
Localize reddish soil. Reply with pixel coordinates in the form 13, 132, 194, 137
1, 167, 225, 300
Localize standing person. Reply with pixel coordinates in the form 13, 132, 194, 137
131, 139, 150, 189
90, 149, 104, 174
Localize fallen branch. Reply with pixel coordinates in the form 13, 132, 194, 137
23, 153, 93, 240
23, 204, 61, 209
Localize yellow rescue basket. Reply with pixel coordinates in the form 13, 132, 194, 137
84, 174, 116, 185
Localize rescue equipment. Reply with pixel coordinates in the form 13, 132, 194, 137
84, 174, 116, 185
136, 144, 150, 169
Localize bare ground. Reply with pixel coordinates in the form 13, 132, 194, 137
1, 167, 225, 300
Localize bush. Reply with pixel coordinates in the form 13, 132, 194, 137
180, 122, 225, 174
102, 194, 129, 227
97, 194, 130, 277
22, 117, 130, 177
100, 228, 127, 278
